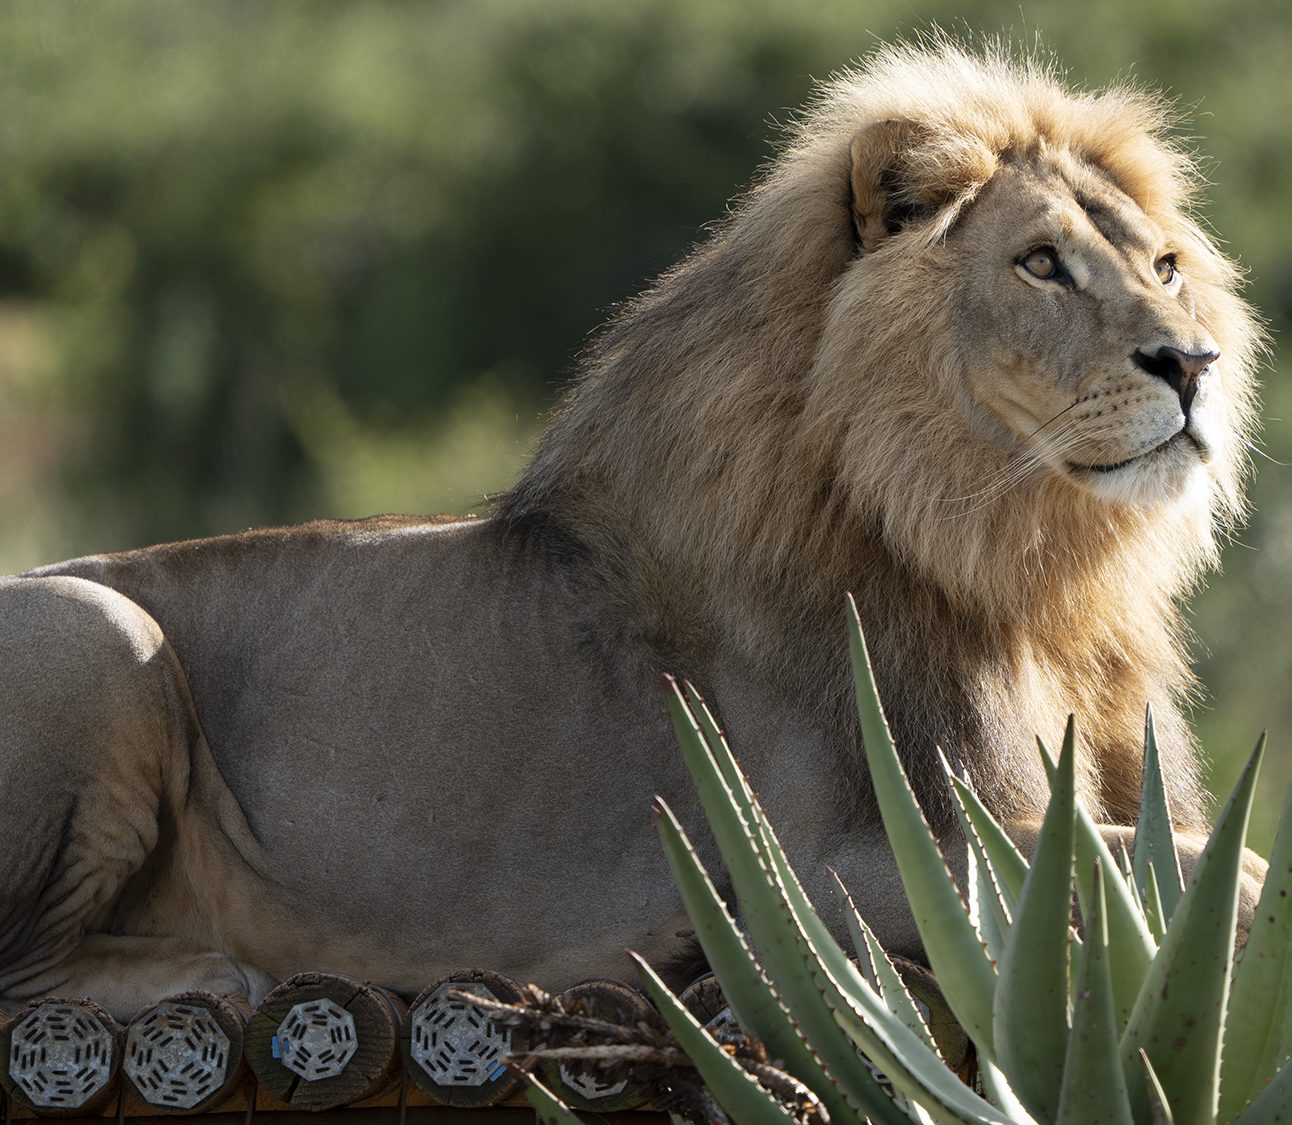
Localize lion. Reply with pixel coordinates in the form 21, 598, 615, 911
0, 42, 1265, 1020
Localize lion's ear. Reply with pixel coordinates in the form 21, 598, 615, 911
849, 119, 938, 252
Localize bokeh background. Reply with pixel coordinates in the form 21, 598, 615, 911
2, 1, 1289, 845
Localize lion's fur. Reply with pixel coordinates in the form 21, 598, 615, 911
0, 41, 1266, 1016
503, 40, 1261, 827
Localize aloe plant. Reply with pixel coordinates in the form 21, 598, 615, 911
522, 597, 1292, 1123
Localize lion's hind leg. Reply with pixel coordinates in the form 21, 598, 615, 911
0, 576, 271, 1020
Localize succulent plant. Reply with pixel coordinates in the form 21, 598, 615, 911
521, 596, 1292, 1124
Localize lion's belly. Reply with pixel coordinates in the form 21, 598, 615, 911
116, 519, 706, 988
210, 671, 696, 988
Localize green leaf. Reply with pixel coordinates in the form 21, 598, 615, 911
833, 870, 940, 1055
1234, 1054, 1292, 1125
1040, 735, 1157, 1026
965, 836, 1009, 965
1117, 841, 1138, 890
979, 1058, 1036, 1122
1056, 860, 1134, 1124
847, 598, 998, 1057
672, 674, 1013, 1123
1121, 735, 1265, 1125
944, 756, 1014, 964
1143, 861, 1168, 944
828, 996, 1025, 1125
1220, 768, 1292, 1118
664, 680, 907, 1124
946, 769, 1028, 908
1133, 705, 1185, 925
521, 1071, 590, 1125
631, 953, 803, 1125
756, 795, 1013, 1122
1140, 1050, 1176, 1125
682, 681, 762, 828
994, 720, 1075, 1121
653, 796, 846, 1102
840, 933, 940, 1125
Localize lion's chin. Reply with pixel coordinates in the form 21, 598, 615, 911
1066, 432, 1211, 508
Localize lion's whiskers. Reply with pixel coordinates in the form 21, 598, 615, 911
932, 415, 1088, 518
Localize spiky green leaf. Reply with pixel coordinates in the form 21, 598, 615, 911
947, 770, 1028, 909
944, 755, 1014, 964
522, 1071, 589, 1125
1140, 1050, 1176, 1125
664, 679, 907, 1123
757, 798, 1015, 1122
1220, 773, 1292, 1118
632, 953, 804, 1125
1121, 736, 1264, 1125
1143, 861, 1168, 944
994, 721, 1076, 1121
846, 598, 998, 1057
1039, 736, 1157, 1026
833, 871, 940, 1055
979, 1057, 1036, 1122
965, 836, 1010, 964
1234, 1054, 1292, 1125
674, 673, 1012, 1123
1056, 860, 1133, 1124
1134, 706, 1185, 925
653, 796, 846, 1102
828, 995, 1025, 1125
1117, 841, 1138, 890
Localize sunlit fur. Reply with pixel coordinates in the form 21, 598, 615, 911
503, 40, 1263, 829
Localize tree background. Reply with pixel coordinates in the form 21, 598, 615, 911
2, 0, 1289, 844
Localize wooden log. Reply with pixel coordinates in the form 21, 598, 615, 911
538, 979, 654, 1112
244, 973, 406, 1112
121, 991, 250, 1112
678, 974, 743, 1044
0, 997, 122, 1116
404, 968, 525, 1107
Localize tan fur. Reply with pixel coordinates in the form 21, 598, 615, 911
504, 40, 1262, 828
0, 42, 1266, 1018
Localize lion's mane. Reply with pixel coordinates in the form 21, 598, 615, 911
501, 41, 1262, 830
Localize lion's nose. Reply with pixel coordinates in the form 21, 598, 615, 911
1132, 344, 1220, 414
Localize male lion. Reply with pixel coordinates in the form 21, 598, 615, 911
0, 44, 1264, 1019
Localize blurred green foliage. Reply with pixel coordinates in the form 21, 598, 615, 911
0, 0, 1288, 842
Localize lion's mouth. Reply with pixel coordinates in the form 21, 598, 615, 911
1068, 430, 1205, 475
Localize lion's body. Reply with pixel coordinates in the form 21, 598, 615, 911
1, 520, 698, 1002
2, 517, 910, 1011
0, 43, 1264, 1017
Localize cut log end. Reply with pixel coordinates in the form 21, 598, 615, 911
538, 979, 655, 1112
122, 991, 250, 1113
679, 973, 743, 1044
404, 968, 525, 1107
245, 972, 405, 1112
0, 997, 123, 1116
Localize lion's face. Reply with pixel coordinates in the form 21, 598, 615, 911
950, 152, 1232, 509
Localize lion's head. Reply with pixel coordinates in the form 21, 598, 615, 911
505, 40, 1263, 825
803, 45, 1260, 616
852, 120, 1238, 507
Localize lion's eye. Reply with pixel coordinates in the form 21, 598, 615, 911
1020, 247, 1061, 280
1155, 253, 1177, 285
